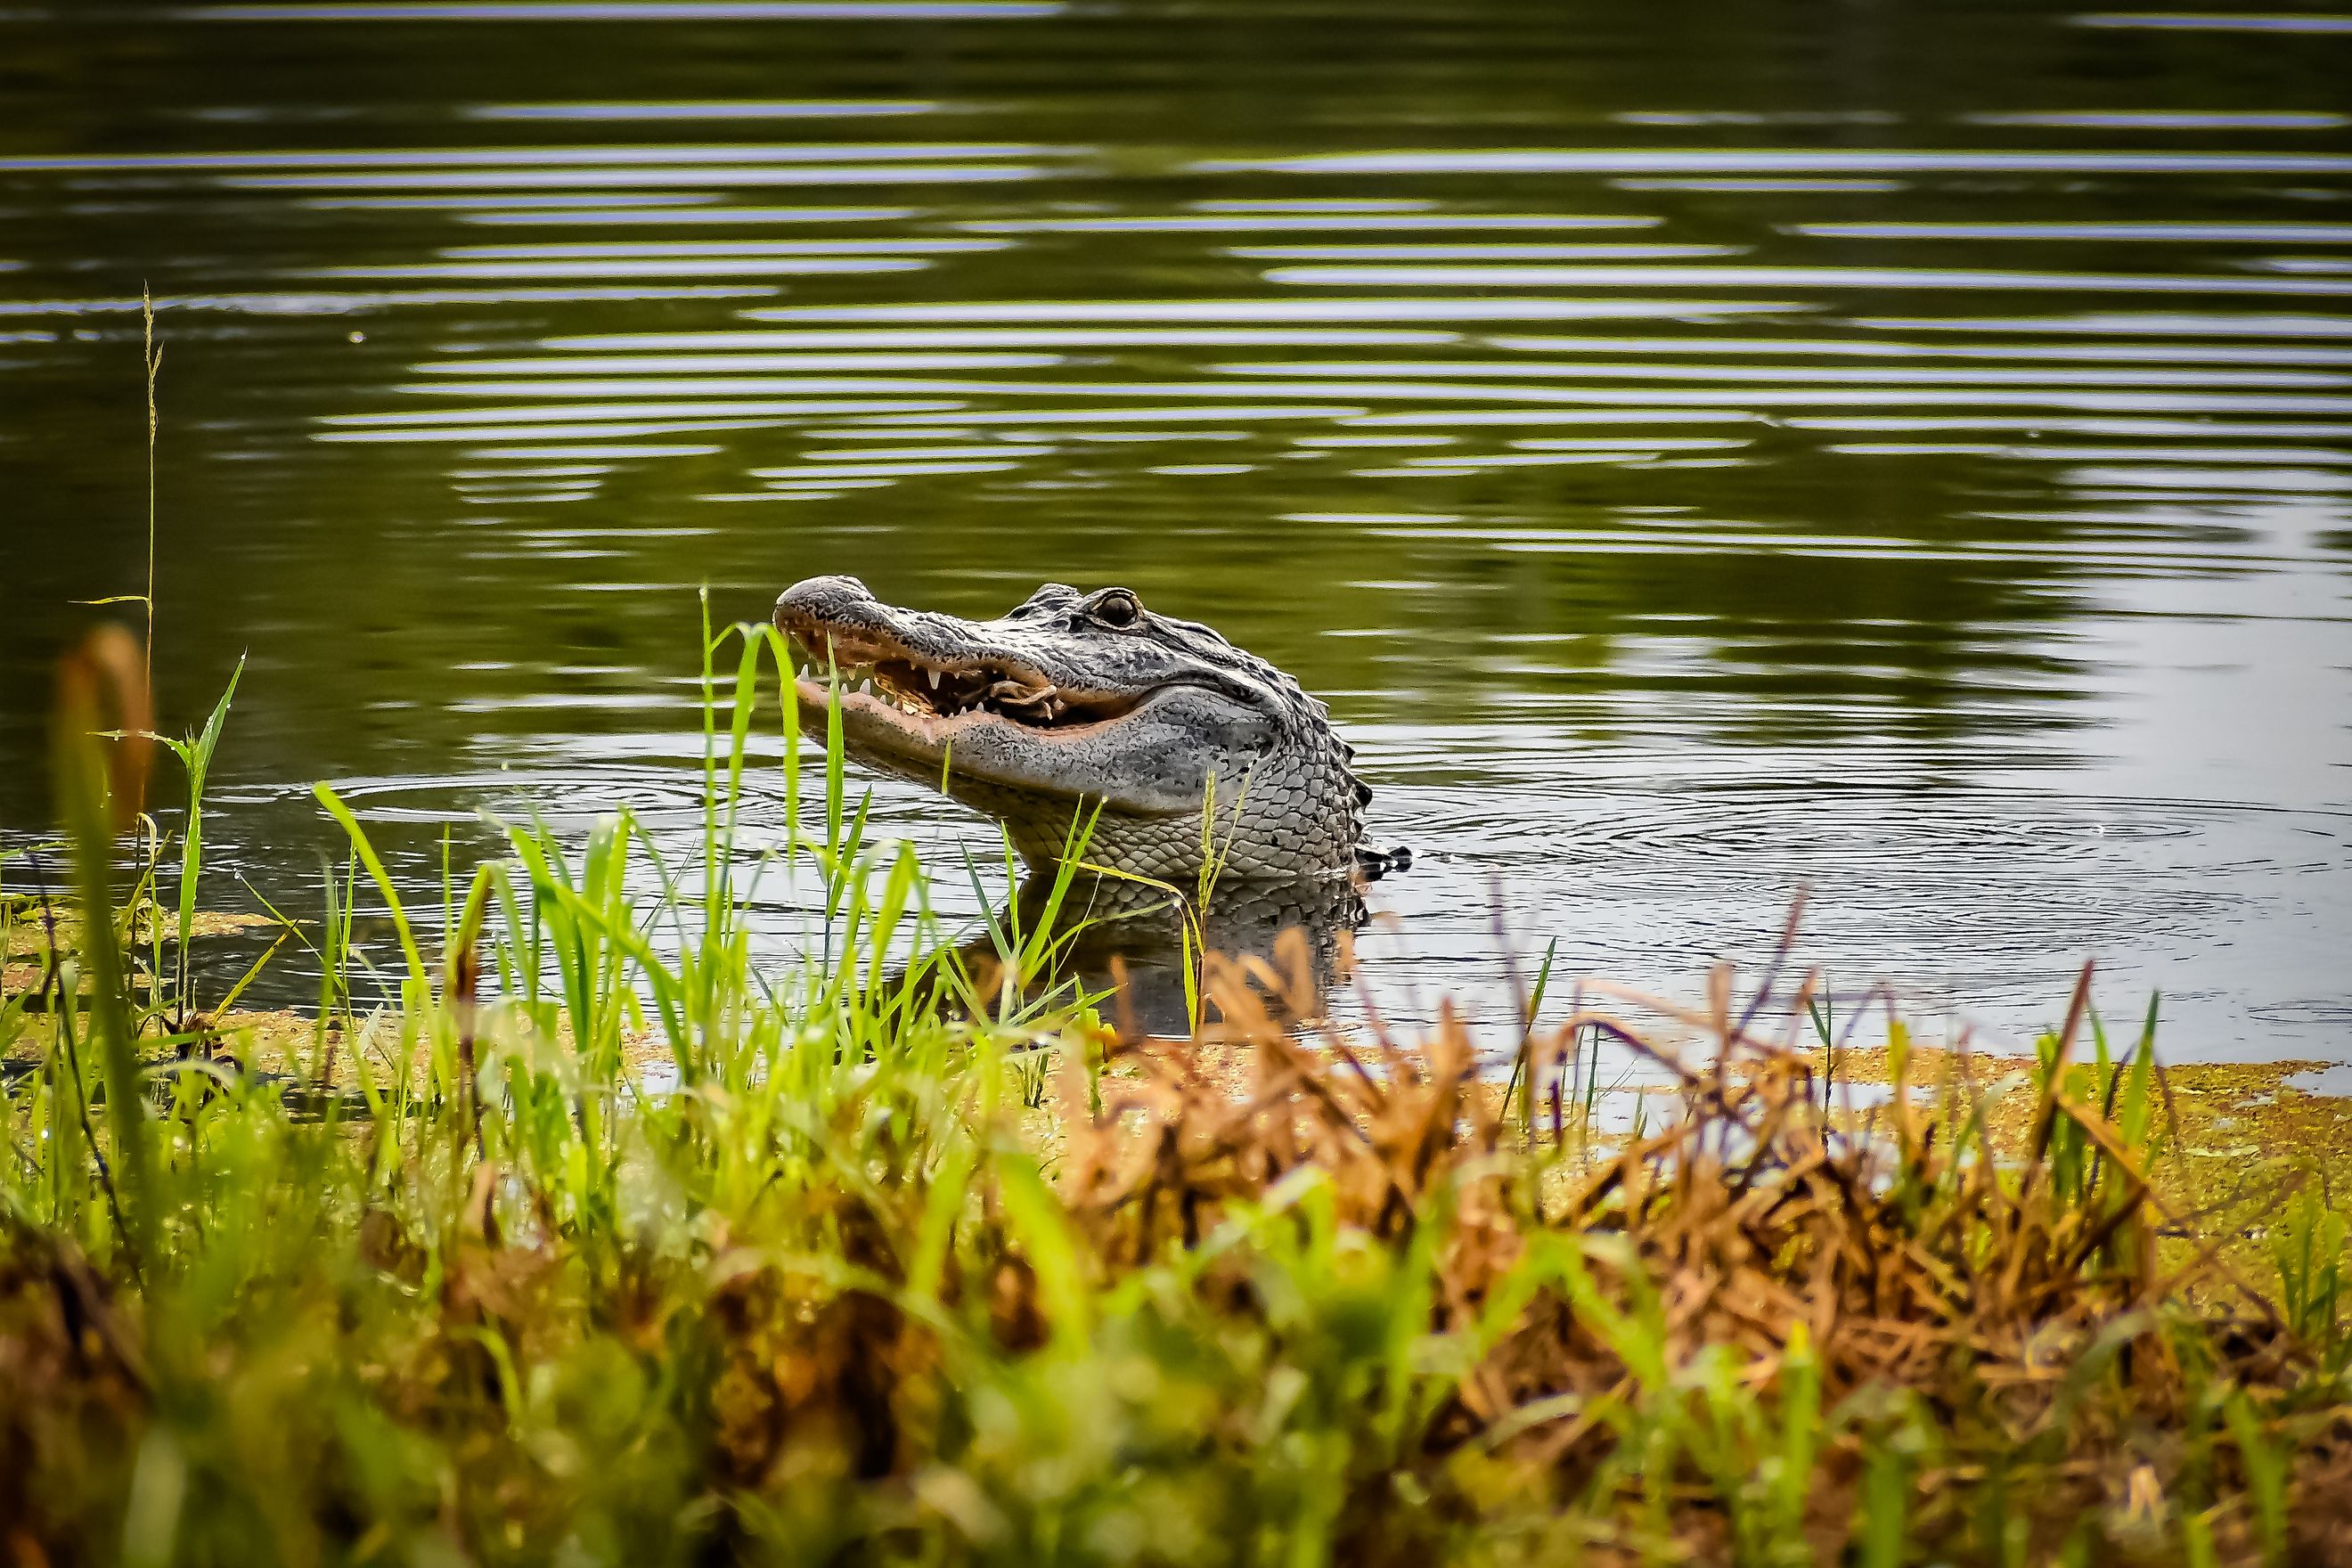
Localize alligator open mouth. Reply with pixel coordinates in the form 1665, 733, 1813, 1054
775, 613, 1145, 734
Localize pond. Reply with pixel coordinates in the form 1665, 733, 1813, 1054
1, 0, 2348, 1058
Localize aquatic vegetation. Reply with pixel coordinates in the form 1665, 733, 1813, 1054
4, 625, 2350, 1568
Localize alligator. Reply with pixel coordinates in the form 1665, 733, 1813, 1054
772, 575, 1401, 885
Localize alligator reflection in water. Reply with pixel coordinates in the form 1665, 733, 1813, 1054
968, 872, 1368, 1038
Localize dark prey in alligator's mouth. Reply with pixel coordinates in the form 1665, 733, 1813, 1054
777, 621, 1147, 733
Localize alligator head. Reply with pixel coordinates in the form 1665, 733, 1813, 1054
772, 575, 1376, 882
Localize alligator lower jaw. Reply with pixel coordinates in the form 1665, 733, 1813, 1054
774, 612, 1144, 742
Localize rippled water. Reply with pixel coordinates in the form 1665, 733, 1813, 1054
3, 0, 2348, 1058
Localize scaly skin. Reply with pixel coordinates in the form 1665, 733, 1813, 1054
772, 576, 1378, 882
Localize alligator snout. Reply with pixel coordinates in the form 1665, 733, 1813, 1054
774, 574, 879, 627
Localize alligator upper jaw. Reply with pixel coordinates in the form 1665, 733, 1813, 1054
773, 606, 1150, 749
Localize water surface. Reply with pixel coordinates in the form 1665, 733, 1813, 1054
2, 0, 2348, 1057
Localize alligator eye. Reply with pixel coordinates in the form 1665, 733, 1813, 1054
1091, 590, 1140, 628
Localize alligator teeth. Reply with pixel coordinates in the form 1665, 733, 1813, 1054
926, 666, 941, 690
855, 677, 873, 696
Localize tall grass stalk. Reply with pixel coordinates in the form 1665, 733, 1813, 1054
143, 286, 160, 698
49, 629, 156, 1270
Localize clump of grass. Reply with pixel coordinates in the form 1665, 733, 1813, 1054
4, 620, 2350, 1567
